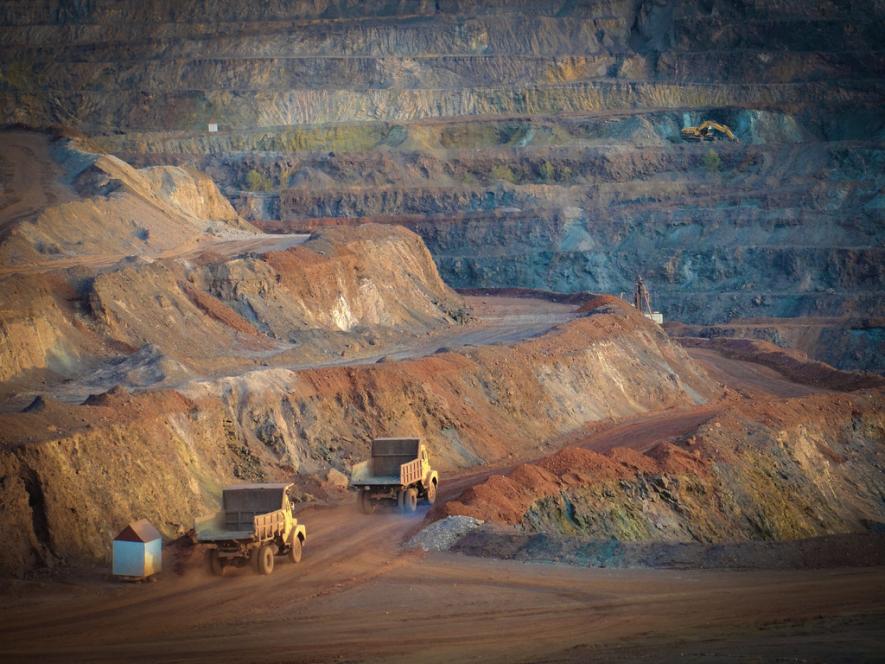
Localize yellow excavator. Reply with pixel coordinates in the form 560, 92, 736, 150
681, 120, 738, 142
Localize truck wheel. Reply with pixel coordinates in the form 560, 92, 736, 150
208, 550, 224, 577
256, 544, 274, 575
288, 533, 303, 564
359, 491, 375, 514
404, 487, 418, 513
425, 480, 438, 505
397, 489, 406, 512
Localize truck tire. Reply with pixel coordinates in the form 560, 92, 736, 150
208, 550, 224, 577
425, 480, 438, 505
256, 544, 274, 575
404, 487, 418, 513
359, 491, 375, 514
397, 489, 406, 512
288, 533, 303, 564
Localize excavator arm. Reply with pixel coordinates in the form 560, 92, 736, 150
698, 120, 737, 141
681, 120, 738, 142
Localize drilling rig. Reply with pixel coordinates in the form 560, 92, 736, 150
633, 276, 663, 324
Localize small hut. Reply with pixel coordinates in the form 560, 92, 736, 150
112, 519, 162, 579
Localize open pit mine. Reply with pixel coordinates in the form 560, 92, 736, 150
0, 1, 883, 662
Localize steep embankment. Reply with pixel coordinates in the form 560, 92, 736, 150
0, 222, 465, 396
0, 299, 715, 575
440, 389, 885, 549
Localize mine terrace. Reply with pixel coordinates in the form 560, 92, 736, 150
0, 1, 882, 662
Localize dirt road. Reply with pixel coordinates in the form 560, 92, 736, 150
687, 346, 825, 398
282, 295, 579, 368
1, 500, 882, 663
2, 346, 881, 663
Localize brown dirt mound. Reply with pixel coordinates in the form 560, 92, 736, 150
0, 130, 255, 266
180, 282, 261, 336
440, 389, 885, 544
438, 445, 679, 525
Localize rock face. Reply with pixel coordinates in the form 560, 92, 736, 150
1, 0, 881, 360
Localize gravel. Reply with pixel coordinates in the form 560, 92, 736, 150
406, 516, 485, 552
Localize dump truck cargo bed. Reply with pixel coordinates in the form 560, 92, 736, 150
194, 482, 307, 576
194, 527, 255, 542
350, 437, 439, 514
349, 467, 402, 486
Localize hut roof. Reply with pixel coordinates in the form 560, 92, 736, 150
115, 519, 162, 543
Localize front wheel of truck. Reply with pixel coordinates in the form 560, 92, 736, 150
425, 480, 437, 505
404, 487, 418, 513
256, 544, 274, 575
288, 533, 303, 564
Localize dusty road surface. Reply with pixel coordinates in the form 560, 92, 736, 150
284, 295, 580, 367
1, 348, 883, 663
1, 502, 883, 664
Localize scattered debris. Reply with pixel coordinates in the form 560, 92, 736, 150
407, 516, 485, 552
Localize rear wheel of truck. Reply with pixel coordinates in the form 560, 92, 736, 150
208, 550, 224, 577
288, 533, 303, 564
404, 487, 418, 513
425, 480, 437, 505
359, 491, 375, 514
256, 544, 274, 575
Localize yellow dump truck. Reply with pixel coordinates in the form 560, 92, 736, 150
351, 437, 439, 514
196, 482, 306, 576
681, 120, 738, 142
